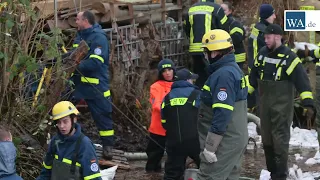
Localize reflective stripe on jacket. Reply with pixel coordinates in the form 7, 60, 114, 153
228, 15, 246, 63
161, 80, 201, 146
200, 54, 248, 135
72, 23, 110, 100
247, 20, 269, 70
37, 123, 102, 180
184, 2, 229, 53
249, 45, 314, 107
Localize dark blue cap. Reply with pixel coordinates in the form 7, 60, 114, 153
157, 59, 175, 73
176, 68, 199, 81
260, 4, 275, 19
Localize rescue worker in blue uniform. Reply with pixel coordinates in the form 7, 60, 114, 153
249, 24, 315, 180
161, 68, 201, 180
184, 0, 230, 88
247, 4, 276, 115
221, 1, 246, 69
37, 101, 102, 180
71, 11, 114, 159
196, 29, 248, 180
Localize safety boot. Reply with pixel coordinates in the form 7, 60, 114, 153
263, 145, 277, 174
103, 146, 114, 160
273, 154, 288, 180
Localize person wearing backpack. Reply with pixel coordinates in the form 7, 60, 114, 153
37, 101, 102, 180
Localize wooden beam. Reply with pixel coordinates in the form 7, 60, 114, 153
99, 0, 151, 4
161, 0, 165, 22
99, 159, 131, 170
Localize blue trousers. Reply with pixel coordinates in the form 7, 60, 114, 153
86, 97, 114, 146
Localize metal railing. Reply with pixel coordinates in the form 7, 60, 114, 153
154, 21, 188, 67
103, 21, 187, 70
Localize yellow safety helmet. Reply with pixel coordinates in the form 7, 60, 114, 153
201, 29, 233, 51
51, 101, 80, 121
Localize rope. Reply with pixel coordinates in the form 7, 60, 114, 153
74, 68, 166, 151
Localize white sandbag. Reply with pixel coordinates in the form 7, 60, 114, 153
101, 165, 118, 180
293, 42, 319, 62
259, 169, 271, 180
294, 42, 319, 51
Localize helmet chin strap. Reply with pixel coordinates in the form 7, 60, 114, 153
205, 47, 234, 64
67, 118, 76, 135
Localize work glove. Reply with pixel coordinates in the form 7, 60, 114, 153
296, 49, 309, 58
203, 132, 223, 163
203, 148, 217, 163
296, 45, 310, 59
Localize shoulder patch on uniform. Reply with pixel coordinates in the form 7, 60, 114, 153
90, 162, 99, 172
94, 48, 102, 55
217, 91, 228, 101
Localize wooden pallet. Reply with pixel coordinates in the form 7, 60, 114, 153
96, 146, 130, 170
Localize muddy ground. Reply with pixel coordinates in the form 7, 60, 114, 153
77, 112, 319, 180
113, 148, 320, 180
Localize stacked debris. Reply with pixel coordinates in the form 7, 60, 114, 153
31, 0, 181, 30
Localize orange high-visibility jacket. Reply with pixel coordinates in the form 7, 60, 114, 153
149, 80, 173, 136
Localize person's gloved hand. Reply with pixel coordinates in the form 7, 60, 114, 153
296, 49, 308, 58
203, 148, 217, 163
203, 132, 223, 163
297, 45, 310, 58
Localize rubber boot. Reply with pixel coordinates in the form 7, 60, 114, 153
263, 146, 277, 175
273, 154, 288, 180
103, 146, 113, 160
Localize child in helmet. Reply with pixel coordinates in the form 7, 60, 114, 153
145, 59, 176, 173
37, 101, 102, 180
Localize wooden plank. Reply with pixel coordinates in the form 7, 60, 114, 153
177, 0, 182, 22
152, 5, 182, 13
100, 0, 151, 4
99, 159, 130, 170
108, 6, 181, 23
31, 0, 70, 19
47, 19, 71, 30
161, 0, 165, 22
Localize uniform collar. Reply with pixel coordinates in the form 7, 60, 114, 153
171, 80, 198, 89
78, 23, 102, 35
207, 54, 236, 74
57, 123, 82, 142
259, 19, 270, 26
266, 44, 286, 57
78, 25, 94, 36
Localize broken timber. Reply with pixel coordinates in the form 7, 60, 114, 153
95, 146, 130, 170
